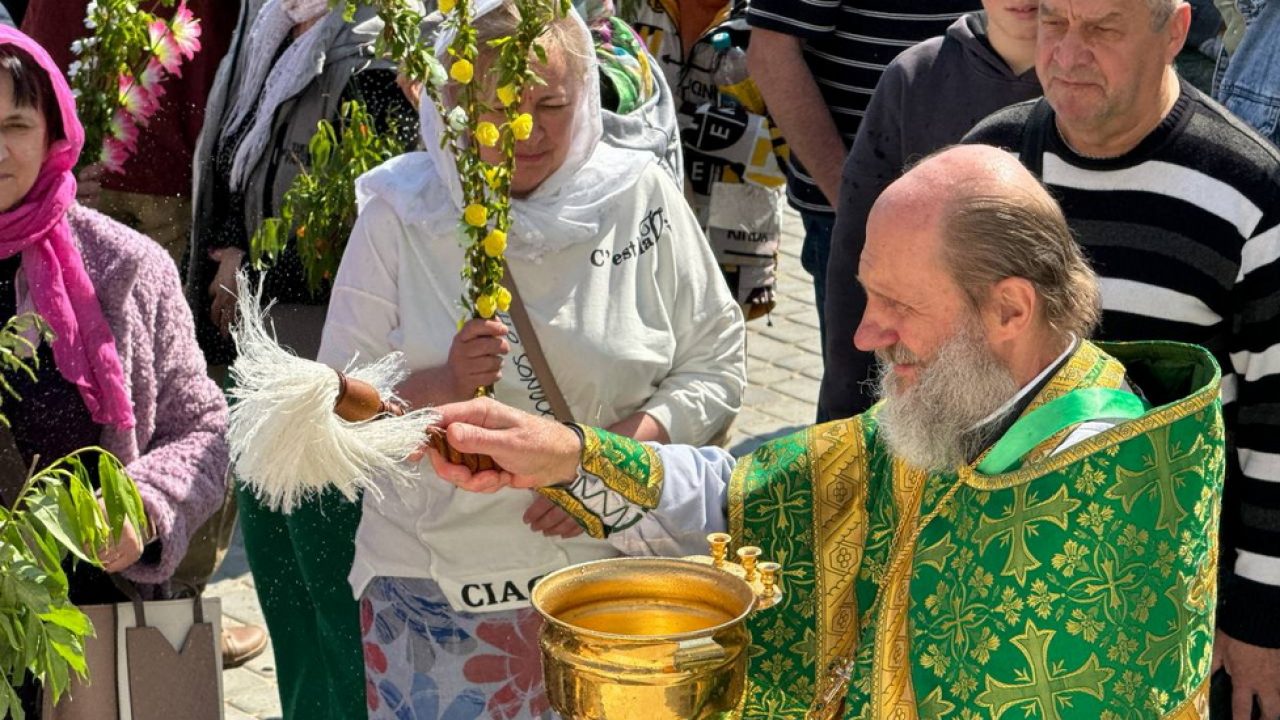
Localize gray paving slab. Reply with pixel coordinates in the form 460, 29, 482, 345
209, 209, 823, 717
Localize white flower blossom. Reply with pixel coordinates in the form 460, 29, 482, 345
447, 106, 468, 132
427, 59, 448, 89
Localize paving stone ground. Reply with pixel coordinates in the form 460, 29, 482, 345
208, 209, 823, 719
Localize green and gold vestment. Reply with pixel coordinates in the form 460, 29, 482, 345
552, 341, 1225, 719
733, 341, 1223, 719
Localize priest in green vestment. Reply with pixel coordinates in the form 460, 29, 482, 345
423, 146, 1224, 720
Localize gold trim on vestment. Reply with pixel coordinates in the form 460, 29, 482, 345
537, 486, 606, 539
868, 459, 929, 720
1164, 676, 1210, 719
728, 452, 751, 545
809, 419, 871, 693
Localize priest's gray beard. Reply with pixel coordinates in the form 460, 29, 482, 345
874, 318, 1020, 472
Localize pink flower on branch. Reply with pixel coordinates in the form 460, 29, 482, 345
148, 19, 183, 76
117, 73, 157, 122
100, 137, 129, 173
108, 109, 138, 153
137, 59, 167, 101
169, 2, 203, 60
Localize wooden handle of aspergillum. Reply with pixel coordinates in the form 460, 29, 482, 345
333, 370, 404, 421
425, 427, 498, 473
333, 370, 499, 471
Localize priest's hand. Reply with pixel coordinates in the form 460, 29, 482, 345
1213, 629, 1280, 719
426, 397, 581, 493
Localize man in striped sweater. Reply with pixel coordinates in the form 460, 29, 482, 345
965, 0, 1280, 715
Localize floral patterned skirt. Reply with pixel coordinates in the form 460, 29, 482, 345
361, 576, 557, 720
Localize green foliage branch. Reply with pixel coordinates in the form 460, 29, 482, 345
0, 316, 148, 719
251, 101, 406, 294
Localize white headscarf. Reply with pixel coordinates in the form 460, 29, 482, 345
220, 0, 342, 190
355, 0, 653, 261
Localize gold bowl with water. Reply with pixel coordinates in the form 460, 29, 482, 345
531, 534, 781, 720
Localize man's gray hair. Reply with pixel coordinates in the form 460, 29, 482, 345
940, 189, 1102, 340
1146, 0, 1179, 28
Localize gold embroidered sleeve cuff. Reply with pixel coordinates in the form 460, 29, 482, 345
536, 425, 665, 539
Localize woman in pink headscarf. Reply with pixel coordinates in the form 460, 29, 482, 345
0, 25, 230, 717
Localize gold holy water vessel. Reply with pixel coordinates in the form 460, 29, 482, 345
531, 533, 783, 720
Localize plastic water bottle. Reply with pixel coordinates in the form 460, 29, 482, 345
710, 32, 765, 113
712, 32, 749, 89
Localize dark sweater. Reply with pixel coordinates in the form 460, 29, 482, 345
965, 80, 1280, 648
818, 12, 1042, 420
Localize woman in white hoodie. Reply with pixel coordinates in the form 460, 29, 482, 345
317, 2, 746, 717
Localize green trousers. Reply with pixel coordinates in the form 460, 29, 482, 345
237, 484, 365, 720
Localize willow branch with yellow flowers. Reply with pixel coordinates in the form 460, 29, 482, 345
354, 0, 568, 396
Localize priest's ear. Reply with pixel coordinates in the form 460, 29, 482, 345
980, 277, 1040, 343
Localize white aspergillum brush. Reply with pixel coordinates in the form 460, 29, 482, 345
225, 269, 439, 512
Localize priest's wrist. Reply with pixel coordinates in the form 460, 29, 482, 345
552, 422, 587, 487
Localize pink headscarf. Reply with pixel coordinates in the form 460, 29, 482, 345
0, 26, 134, 429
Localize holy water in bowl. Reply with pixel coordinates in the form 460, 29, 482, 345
555, 596, 736, 636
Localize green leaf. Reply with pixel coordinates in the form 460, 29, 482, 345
25, 490, 92, 564
0, 614, 19, 651
23, 518, 68, 593
99, 451, 145, 542
46, 624, 88, 676
9, 572, 52, 612
39, 605, 93, 637
0, 680, 17, 720
67, 469, 104, 548
41, 635, 70, 703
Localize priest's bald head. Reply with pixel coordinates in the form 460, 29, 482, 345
855, 144, 1101, 471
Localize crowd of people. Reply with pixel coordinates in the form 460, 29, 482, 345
0, 0, 1277, 718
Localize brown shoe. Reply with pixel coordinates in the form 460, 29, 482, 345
221, 624, 268, 669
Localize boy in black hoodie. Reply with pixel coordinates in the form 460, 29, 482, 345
818, 1, 1043, 420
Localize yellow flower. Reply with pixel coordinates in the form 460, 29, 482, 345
483, 228, 507, 257
476, 293, 497, 319
474, 121, 500, 147
450, 59, 474, 85
510, 113, 533, 140
496, 286, 512, 312
438, 0, 455, 12
496, 84, 518, 107
456, 317, 465, 331
463, 203, 488, 227
482, 165, 502, 189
